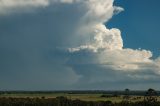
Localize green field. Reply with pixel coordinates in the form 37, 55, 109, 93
0, 93, 149, 103
0, 90, 159, 103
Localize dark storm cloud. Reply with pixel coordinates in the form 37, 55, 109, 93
0, 0, 160, 90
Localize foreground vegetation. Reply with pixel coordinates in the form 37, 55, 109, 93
0, 89, 159, 106
0, 96, 160, 106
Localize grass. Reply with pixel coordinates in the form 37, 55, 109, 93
0, 93, 159, 103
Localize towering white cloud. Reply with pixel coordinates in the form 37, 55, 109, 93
67, 0, 153, 70
66, 0, 160, 87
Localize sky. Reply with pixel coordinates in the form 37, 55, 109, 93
109, 0, 160, 58
0, 0, 160, 90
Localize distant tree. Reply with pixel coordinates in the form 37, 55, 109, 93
144, 88, 158, 103
123, 89, 131, 103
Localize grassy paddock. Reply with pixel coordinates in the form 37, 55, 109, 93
0, 92, 155, 103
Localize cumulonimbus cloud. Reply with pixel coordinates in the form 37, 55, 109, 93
68, 0, 157, 71
0, 0, 160, 90
66, 0, 160, 87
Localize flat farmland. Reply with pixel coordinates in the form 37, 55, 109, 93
0, 92, 153, 103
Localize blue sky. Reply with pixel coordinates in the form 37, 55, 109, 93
0, 0, 160, 90
109, 0, 160, 58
